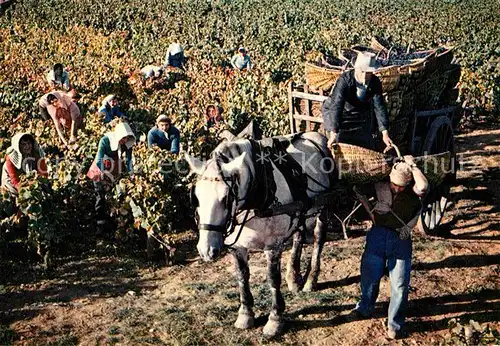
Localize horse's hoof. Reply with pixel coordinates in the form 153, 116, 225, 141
302, 281, 316, 292
263, 318, 284, 338
287, 282, 300, 293
234, 313, 254, 329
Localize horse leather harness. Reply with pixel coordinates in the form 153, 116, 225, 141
191, 134, 334, 244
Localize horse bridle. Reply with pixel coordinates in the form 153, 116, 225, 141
190, 155, 250, 242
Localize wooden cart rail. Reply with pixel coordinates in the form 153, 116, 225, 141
288, 82, 328, 134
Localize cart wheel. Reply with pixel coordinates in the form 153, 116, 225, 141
418, 116, 455, 235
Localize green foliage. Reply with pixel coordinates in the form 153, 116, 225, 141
109, 143, 194, 243
0, 0, 498, 265
0, 324, 15, 346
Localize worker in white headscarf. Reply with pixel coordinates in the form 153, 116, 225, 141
164, 42, 185, 69
1, 133, 47, 197
87, 121, 136, 234
349, 155, 428, 340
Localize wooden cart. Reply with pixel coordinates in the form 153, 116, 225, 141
288, 80, 459, 235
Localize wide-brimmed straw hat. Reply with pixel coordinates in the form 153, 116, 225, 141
354, 52, 377, 72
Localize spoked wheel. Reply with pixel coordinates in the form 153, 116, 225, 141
418, 116, 455, 235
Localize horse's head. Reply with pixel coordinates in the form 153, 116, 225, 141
185, 152, 248, 262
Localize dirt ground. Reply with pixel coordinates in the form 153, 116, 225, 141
1, 127, 499, 346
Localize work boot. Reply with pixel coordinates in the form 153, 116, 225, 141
387, 328, 397, 340
343, 308, 370, 323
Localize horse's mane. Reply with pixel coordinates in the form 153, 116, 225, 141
210, 139, 255, 176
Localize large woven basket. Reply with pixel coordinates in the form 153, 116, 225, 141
389, 116, 411, 145
436, 47, 454, 72
384, 90, 405, 121
305, 62, 345, 92
371, 36, 390, 53
339, 48, 358, 64
296, 99, 323, 118
414, 151, 452, 186
332, 143, 392, 183
375, 65, 403, 92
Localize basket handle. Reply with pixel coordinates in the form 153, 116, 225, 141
384, 144, 402, 159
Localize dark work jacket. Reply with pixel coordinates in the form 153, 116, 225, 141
322, 70, 389, 133
374, 185, 422, 231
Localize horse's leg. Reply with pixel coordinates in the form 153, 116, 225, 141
263, 248, 285, 337
285, 230, 304, 293
303, 210, 327, 292
232, 248, 255, 329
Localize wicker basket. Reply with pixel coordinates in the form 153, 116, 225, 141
305, 62, 344, 92
339, 48, 358, 64
384, 90, 405, 121
371, 36, 390, 53
332, 143, 392, 183
407, 58, 428, 83
296, 99, 323, 118
351, 45, 380, 55
414, 151, 452, 185
389, 116, 411, 144
331, 143, 452, 185
436, 47, 454, 74
376, 65, 404, 92
446, 64, 461, 88
439, 88, 459, 105
423, 54, 438, 77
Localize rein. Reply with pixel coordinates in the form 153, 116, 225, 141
195, 154, 253, 244
193, 135, 333, 246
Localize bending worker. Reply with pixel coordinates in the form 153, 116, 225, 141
351, 155, 429, 339
322, 52, 393, 150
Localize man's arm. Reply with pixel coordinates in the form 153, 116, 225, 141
372, 78, 389, 133
169, 129, 180, 154
246, 57, 251, 71
353, 186, 375, 223
63, 72, 71, 90
231, 55, 238, 69
411, 166, 429, 197
147, 130, 155, 148
404, 156, 429, 197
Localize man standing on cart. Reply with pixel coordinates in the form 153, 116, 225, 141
322, 52, 393, 150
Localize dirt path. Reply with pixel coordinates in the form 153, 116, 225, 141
1, 128, 499, 346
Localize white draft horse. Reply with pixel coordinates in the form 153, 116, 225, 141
185, 132, 334, 337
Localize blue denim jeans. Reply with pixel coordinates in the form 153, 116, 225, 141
356, 226, 412, 332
